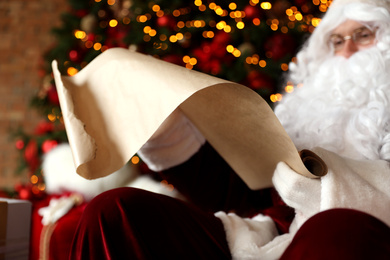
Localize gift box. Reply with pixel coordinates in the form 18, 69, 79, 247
0, 199, 32, 260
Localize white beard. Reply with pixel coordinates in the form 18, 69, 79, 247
275, 46, 390, 161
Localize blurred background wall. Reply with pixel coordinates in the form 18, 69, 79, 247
0, 0, 67, 189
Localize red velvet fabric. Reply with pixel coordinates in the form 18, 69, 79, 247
30, 194, 87, 260
70, 187, 231, 260
280, 209, 390, 260
160, 142, 295, 233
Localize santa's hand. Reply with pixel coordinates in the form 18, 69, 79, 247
272, 162, 321, 222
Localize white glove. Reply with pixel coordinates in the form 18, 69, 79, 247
272, 161, 321, 228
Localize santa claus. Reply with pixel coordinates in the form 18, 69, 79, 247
68, 0, 390, 259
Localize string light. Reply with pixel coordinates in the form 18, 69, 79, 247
236, 21, 245, 29
109, 19, 118, 27
74, 30, 86, 39
285, 84, 294, 93
228, 3, 237, 10
270, 93, 283, 102
253, 18, 261, 26
281, 63, 289, 71
260, 2, 272, 10
93, 42, 102, 50
67, 67, 78, 76
131, 156, 140, 164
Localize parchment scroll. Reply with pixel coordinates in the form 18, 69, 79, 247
53, 47, 323, 190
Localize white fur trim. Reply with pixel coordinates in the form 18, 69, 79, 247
42, 143, 138, 201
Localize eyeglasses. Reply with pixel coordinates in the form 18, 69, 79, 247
328, 26, 377, 52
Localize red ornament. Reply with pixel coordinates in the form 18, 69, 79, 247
243, 5, 261, 20
35, 121, 54, 135
245, 70, 274, 92
74, 9, 88, 18
42, 140, 59, 154
69, 50, 79, 62
47, 85, 60, 105
15, 139, 25, 150
24, 140, 40, 172
264, 33, 296, 60
156, 15, 176, 29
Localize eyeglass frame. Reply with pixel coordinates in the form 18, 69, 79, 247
328, 25, 378, 52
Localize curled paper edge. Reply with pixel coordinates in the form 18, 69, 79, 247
53, 48, 319, 189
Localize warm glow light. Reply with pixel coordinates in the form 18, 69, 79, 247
170, 35, 178, 42
216, 21, 226, 30
67, 67, 78, 76
285, 84, 294, 93
93, 42, 102, 50
194, 0, 202, 6
295, 13, 303, 21
199, 4, 207, 11
270, 93, 283, 102
229, 3, 237, 10
156, 10, 164, 17
38, 183, 46, 191
138, 15, 148, 23
152, 5, 160, 12
311, 18, 321, 27
209, 3, 217, 9
173, 10, 181, 16
85, 41, 93, 48
232, 49, 241, 57
123, 17, 130, 24
160, 34, 167, 41
259, 60, 266, 67
143, 26, 151, 34
131, 156, 140, 164
48, 114, 56, 122
183, 55, 191, 63
281, 63, 289, 71
226, 45, 234, 53
177, 21, 185, 28
176, 33, 184, 40
224, 25, 232, 33
107, 0, 115, 5
194, 20, 202, 27
30, 175, 39, 184
189, 58, 197, 65
260, 2, 272, 9
149, 29, 157, 37
215, 7, 224, 15
253, 18, 261, 25
74, 30, 86, 39
109, 19, 118, 27
236, 21, 245, 29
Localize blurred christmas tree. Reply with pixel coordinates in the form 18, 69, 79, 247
12, 0, 331, 199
